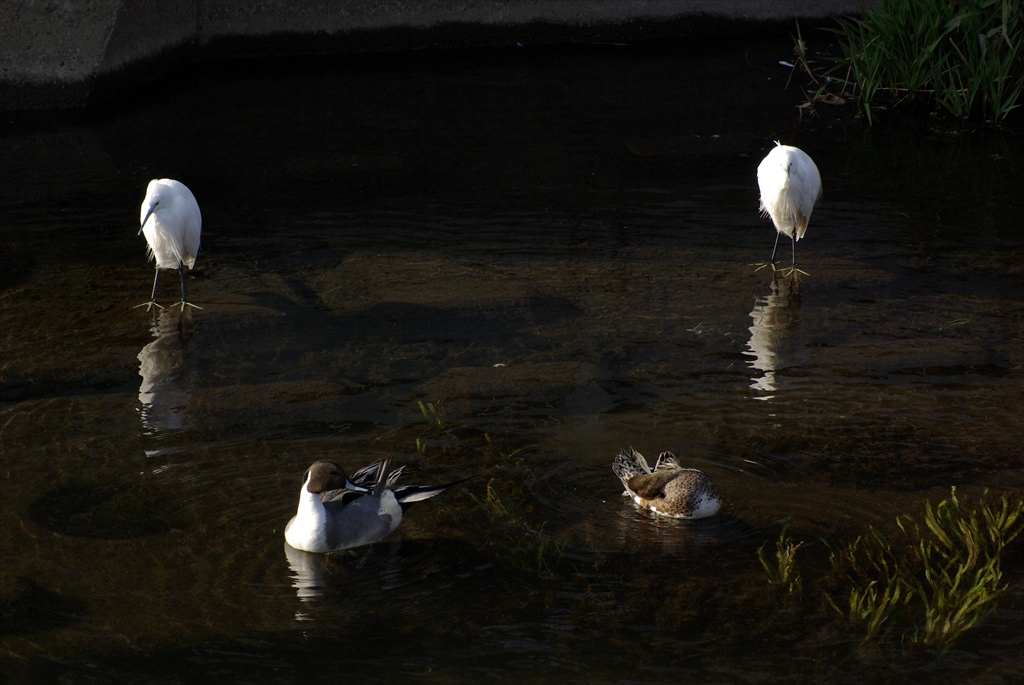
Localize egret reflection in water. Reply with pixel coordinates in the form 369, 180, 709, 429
137, 308, 197, 437
744, 273, 805, 399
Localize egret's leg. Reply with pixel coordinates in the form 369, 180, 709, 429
753, 232, 782, 271
781, 237, 808, 277
769, 231, 782, 263
176, 263, 202, 310
133, 269, 165, 311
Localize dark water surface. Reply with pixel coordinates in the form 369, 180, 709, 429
2, 37, 1023, 684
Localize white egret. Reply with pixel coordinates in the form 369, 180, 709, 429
135, 178, 202, 311
756, 142, 821, 273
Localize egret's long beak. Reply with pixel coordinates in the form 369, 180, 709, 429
139, 204, 157, 235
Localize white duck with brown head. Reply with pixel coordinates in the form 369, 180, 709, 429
284, 457, 458, 553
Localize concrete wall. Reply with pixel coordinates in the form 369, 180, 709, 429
1, 0, 868, 111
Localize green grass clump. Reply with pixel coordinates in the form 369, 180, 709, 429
825, 531, 911, 645
474, 479, 565, 578
415, 400, 462, 454
418, 400, 450, 433
757, 525, 805, 594
830, 0, 1023, 124
905, 487, 1024, 648
820, 487, 1024, 651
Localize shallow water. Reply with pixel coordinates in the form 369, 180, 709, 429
2, 37, 1023, 684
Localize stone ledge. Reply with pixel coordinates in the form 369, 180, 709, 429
1, 0, 867, 111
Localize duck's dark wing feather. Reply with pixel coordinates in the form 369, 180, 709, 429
320, 488, 365, 506
349, 459, 405, 488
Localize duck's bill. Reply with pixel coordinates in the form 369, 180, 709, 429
344, 480, 372, 493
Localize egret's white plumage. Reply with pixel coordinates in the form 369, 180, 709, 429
136, 178, 202, 311
757, 143, 821, 270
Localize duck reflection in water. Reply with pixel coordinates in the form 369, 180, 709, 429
284, 539, 396, 596
137, 308, 197, 437
287, 526, 461, 622
284, 541, 330, 605
744, 272, 805, 400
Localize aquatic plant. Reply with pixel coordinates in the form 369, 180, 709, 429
825, 531, 911, 644
828, 0, 1024, 124
823, 488, 1023, 650
415, 400, 464, 454
418, 400, 450, 433
903, 487, 1024, 648
474, 478, 565, 578
757, 525, 805, 594
484, 432, 528, 463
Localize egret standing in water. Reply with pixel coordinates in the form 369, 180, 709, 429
135, 178, 202, 311
756, 142, 821, 274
